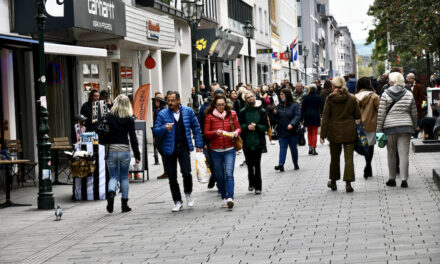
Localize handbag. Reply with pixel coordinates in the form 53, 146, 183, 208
354, 122, 369, 156
229, 116, 243, 151
297, 124, 306, 146
96, 113, 110, 145
376, 99, 398, 148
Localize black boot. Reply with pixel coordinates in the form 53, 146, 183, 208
294, 163, 300, 170
312, 148, 318, 155
121, 198, 132, 213
274, 165, 284, 172
106, 191, 115, 213
308, 146, 313, 155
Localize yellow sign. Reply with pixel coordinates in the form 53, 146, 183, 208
196, 38, 207, 51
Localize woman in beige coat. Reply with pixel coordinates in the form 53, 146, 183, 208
355, 77, 380, 179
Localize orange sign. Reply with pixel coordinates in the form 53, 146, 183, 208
133, 84, 150, 120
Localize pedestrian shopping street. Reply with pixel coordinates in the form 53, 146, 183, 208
0, 141, 439, 264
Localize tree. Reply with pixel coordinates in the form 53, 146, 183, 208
366, 0, 440, 80
357, 55, 373, 77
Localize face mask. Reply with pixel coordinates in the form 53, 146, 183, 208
281, 98, 286, 102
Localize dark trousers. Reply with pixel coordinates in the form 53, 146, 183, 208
164, 149, 192, 202
329, 142, 355, 182
364, 146, 375, 176
243, 147, 263, 191
204, 147, 216, 186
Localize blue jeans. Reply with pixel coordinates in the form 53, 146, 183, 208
278, 136, 299, 166
106, 151, 131, 199
211, 149, 236, 199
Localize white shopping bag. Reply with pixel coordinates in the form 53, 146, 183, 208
195, 152, 209, 183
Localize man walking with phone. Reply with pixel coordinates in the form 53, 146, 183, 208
153, 91, 203, 212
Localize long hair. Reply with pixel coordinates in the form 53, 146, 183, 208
280, 88, 295, 106
205, 94, 231, 116
356, 77, 373, 92
110, 95, 133, 118
323, 80, 332, 90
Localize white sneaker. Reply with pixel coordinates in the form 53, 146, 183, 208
271, 141, 276, 145
226, 198, 234, 209
221, 199, 228, 208
185, 194, 194, 207
171, 201, 183, 212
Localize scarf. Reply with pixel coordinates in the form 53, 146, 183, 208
213, 108, 227, 120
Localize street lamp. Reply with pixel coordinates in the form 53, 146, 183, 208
314, 55, 319, 82
36, 0, 54, 209
303, 46, 309, 84
182, 0, 204, 93
243, 20, 254, 86
285, 46, 292, 83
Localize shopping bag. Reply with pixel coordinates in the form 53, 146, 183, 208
376, 132, 387, 148
354, 122, 369, 156
297, 125, 306, 146
195, 152, 209, 183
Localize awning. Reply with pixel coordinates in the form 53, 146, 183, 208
195, 28, 243, 61
0, 35, 107, 58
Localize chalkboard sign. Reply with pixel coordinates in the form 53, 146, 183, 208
129, 120, 149, 181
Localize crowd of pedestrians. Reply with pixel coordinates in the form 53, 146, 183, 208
76, 69, 439, 213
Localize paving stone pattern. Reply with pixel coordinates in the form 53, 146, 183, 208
0, 142, 439, 264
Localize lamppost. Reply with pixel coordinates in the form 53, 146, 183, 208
285, 46, 292, 83
182, 0, 204, 93
243, 20, 255, 86
303, 46, 309, 84
314, 55, 319, 82
36, 0, 54, 209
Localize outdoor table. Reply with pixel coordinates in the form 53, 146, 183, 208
0, 159, 32, 209
51, 145, 73, 185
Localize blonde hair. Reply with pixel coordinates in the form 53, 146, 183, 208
111, 94, 133, 118
332, 76, 346, 89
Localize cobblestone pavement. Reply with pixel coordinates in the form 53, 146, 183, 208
1, 140, 439, 264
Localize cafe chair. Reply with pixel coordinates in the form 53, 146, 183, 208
51, 137, 73, 184
5, 139, 37, 186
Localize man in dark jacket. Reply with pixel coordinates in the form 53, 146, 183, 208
80, 89, 100, 131
239, 92, 268, 195
346, 73, 357, 94
153, 91, 203, 212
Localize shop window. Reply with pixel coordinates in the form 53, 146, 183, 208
120, 65, 134, 102
83, 63, 100, 91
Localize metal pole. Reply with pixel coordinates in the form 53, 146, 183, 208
191, 22, 199, 93
304, 55, 308, 84
248, 38, 252, 86
36, 0, 54, 210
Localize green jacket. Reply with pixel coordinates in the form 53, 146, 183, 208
238, 106, 268, 150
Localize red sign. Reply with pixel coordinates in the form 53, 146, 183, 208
280, 52, 290, 61
148, 20, 160, 32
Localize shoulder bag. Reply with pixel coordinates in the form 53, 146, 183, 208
229, 115, 243, 151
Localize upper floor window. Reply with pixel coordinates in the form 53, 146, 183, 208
228, 0, 253, 24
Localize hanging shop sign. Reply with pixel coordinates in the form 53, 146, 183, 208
257, 49, 273, 54
13, 0, 126, 40
105, 44, 120, 60
147, 20, 160, 40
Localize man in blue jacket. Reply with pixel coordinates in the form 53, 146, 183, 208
346, 73, 357, 94
153, 91, 203, 212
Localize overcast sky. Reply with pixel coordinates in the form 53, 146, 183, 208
329, 0, 374, 55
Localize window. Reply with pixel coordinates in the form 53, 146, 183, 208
82, 63, 100, 91
298, 44, 302, 56
202, 0, 217, 21
259, 8, 263, 33
120, 65, 134, 102
264, 10, 267, 34
228, 0, 252, 24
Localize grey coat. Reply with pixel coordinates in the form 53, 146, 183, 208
376, 85, 417, 135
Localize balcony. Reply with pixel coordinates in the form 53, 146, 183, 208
136, 0, 184, 18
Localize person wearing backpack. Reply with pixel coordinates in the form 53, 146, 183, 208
105, 95, 140, 213
377, 72, 417, 188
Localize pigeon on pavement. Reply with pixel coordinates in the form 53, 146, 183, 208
55, 204, 63, 221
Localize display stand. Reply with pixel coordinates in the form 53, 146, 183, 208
72, 144, 108, 200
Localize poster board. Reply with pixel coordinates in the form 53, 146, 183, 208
129, 120, 147, 173
427, 88, 440, 117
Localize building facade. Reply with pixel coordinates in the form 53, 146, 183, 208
337, 26, 357, 77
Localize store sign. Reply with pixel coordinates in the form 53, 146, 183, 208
105, 44, 120, 60
147, 20, 160, 40
280, 52, 290, 61
257, 49, 273, 54
13, 0, 126, 38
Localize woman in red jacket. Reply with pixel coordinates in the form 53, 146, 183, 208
204, 94, 241, 209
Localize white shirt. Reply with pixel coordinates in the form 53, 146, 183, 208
173, 110, 180, 122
